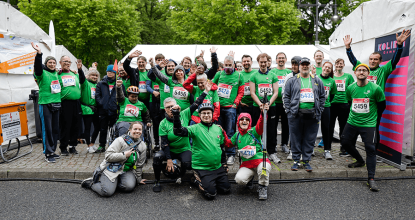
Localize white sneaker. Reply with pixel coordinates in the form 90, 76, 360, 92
312, 149, 315, 156
269, 153, 281, 163
176, 178, 182, 184
227, 156, 235, 165
324, 150, 333, 160
88, 145, 97, 153
287, 151, 293, 160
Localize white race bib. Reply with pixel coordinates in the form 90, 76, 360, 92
50, 80, 61, 94
139, 81, 147, 93
367, 76, 377, 84
258, 84, 273, 97
352, 98, 370, 113
238, 145, 256, 159
124, 104, 139, 117
109, 85, 114, 92
335, 80, 346, 91
154, 85, 160, 91
218, 83, 232, 99
91, 88, 96, 99
324, 86, 330, 98
62, 75, 75, 87
300, 88, 314, 103
277, 75, 286, 86
164, 84, 170, 93
172, 87, 188, 100
243, 82, 250, 96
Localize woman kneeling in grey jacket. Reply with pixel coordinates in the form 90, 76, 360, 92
81, 121, 147, 197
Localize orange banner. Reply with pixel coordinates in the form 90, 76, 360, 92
0, 51, 37, 73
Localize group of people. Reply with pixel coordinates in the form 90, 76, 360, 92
32, 29, 410, 200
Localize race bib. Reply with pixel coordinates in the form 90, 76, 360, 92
300, 88, 314, 103
218, 83, 232, 99
139, 81, 147, 93
109, 85, 114, 92
172, 87, 188, 100
324, 86, 330, 98
62, 75, 75, 87
244, 82, 250, 96
352, 98, 369, 113
50, 80, 61, 94
124, 104, 139, 117
154, 85, 160, 91
335, 80, 346, 91
367, 76, 377, 84
277, 75, 286, 86
91, 88, 96, 99
258, 84, 273, 97
164, 84, 170, 93
238, 145, 256, 159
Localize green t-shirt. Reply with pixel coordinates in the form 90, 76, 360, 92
317, 75, 337, 107
332, 73, 355, 104
187, 123, 224, 171
80, 80, 97, 115
299, 76, 315, 109
154, 72, 172, 109
315, 66, 322, 75
354, 60, 394, 91
191, 87, 219, 117
249, 71, 279, 107
159, 108, 192, 154
37, 69, 61, 105
270, 68, 291, 103
240, 69, 257, 105
149, 69, 164, 103
230, 127, 266, 163
167, 78, 190, 110
212, 71, 244, 107
122, 78, 131, 93
138, 70, 150, 101
58, 71, 81, 100
117, 98, 147, 123
346, 82, 386, 127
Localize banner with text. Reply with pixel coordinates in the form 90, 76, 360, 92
0, 33, 37, 74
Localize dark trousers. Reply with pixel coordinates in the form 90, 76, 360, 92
194, 167, 231, 200
98, 114, 117, 147
83, 113, 100, 145
329, 103, 350, 152
252, 105, 277, 155
275, 103, 289, 146
59, 100, 82, 150
239, 104, 254, 116
150, 100, 163, 145
288, 115, 319, 161
153, 150, 192, 181
341, 123, 377, 179
321, 107, 331, 151
39, 104, 60, 155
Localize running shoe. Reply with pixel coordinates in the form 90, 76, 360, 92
324, 150, 333, 160
60, 148, 70, 156
291, 161, 300, 171
269, 153, 281, 163
51, 153, 60, 159
339, 152, 351, 157
317, 139, 324, 148
81, 177, 93, 189
88, 145, 98, 153
153, 181, 161, 192
258, 185, 268, 200
281, 144, 290, 154
69, 146, 78, 154
303, 161, 313, 172
227, 155, 235, 165
95, 146, 106, 153
287, 151, 293, 160
348, 161, 365, 168
367, 179, 379, 192
45, 156, 56, 163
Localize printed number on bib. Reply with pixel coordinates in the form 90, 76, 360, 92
244, 82, 250, 96
164, 84, 170, 93
91, 88, 96, 99
335, 80, 346, 91
352, 98, 369, 113
124, 104, 139, 117
173, 87, 188, 100
218, 83, 232, 99
324, 86, 330, 98
238, 145, 256, 159
277, 76, 286, 86
62, 75, 75, 87
139, 81, 147, 93
258, 84, 273, 97
300, 88, 314, 102
50, 80, 61, 94
367, 76, 377, 84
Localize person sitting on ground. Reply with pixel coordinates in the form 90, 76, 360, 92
81, 122, 147, 197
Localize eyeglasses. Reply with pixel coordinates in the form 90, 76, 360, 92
62, 61, 72, 64
240, 118, 250, 122
165, 105, 174, 109
356, 69, 368, 73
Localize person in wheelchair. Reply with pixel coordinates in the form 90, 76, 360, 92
114, 82, 152, 140
152, 81, 212, 192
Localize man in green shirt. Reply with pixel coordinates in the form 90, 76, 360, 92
173, 102, 230, 200
117, 64, 130, 94
239, 54, 256, 116
342, 63, 386, 192
313, 50, 324, 76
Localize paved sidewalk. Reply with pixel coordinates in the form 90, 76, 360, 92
0, 141, 413, 180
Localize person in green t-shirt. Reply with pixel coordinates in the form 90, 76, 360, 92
117, 64, 130, 94
173, 102, 230, 200
31, 42, 61, 163
317, 62, 337, 160
249, 53, 280, 164
313, 50, 325, 76
342, 63, 386, 192
239, 54, 256, 116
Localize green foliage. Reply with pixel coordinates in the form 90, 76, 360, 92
169, 0, 301, 45
18, 0, 141, 75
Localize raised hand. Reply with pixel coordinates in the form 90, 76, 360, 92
148, 57, 155, 67
160, 59, 169, 68
76, 61, 82, 70
128, 50, 142, 59
343, 35, 352, 49
210, 46, 218, 54
200, 50, 205, 57
396, 29, 411, 45
116, 79, 123, 88
31, 42, 41, 54
205, 80, 213, 92
228, 50, 235, 58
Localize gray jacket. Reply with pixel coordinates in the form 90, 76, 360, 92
283, 73, 326, 121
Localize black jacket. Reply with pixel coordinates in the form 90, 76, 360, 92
96, 76, 125, 116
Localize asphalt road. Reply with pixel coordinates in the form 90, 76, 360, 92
1, 179, 415, 219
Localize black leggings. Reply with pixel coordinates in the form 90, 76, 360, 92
276, 103, 289, 146
321, 107, 331, 150
252, 105, 277, 154
329, 103, 350, 152
193, 167, 231, 200
153, 150, 192, 181
83, 113, 100, 145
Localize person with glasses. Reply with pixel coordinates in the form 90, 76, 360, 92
57, 55, 85, 156
118, 63, 135, 94
152, 81, 212, 192
341, 64, 386, 192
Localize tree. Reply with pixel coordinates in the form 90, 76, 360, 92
18, 0, 141, 75
169, 0, 301, 45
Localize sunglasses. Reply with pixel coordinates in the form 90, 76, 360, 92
240, 118, 250, 122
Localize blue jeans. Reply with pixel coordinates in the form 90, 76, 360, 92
218, 107, 237, 156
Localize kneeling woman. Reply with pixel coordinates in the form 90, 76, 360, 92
81, 122, 147, 197
223, 105, 271, 200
